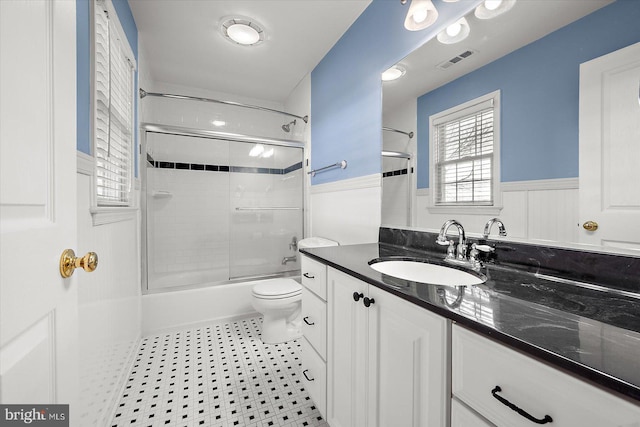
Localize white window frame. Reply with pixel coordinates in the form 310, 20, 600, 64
90, 0, 137, 220
427, 90, 502, 215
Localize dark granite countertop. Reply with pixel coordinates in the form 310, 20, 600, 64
300, 241, 640, 403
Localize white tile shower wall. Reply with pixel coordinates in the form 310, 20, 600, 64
147, 167, 230, 290
382, 173, 410, 226
415, 179, 579, 243
76, 172, 142, 426
310, 174, 382, 245
284, 74, 312, 238
141, 81, 306, 142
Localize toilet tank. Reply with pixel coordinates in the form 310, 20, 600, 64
298, 237, 339, 251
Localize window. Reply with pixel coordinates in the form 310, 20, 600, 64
429, 91, 500, 211
93, 0, 136, 206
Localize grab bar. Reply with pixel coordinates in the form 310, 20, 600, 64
308, 160, 347, 177
383, 127, 414, 139
235, 207, 301, 211
140, 89, 308, 123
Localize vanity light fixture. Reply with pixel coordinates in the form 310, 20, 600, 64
382, 64, 406, 82
437, 17, 470, 44
404, 0, 439, 31
474, 0, 516, 20
221, 17, 265, 46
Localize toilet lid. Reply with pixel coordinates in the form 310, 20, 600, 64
252, 279, 302, 299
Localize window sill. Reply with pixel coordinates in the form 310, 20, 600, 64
90, 207, 138, 226
426, 205, 503, 216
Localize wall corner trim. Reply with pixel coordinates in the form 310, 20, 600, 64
310, 173, 381, 195
77, 151, 95, 176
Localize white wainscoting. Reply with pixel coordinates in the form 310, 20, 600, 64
77, 159, 142, 426
415, 178, 579, 243
310, 174, 382, 245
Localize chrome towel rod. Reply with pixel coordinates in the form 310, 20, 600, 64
308, 160, 347, 177
383, 126, 414, 139
140, 88, 308, 123
235, 207, 301, 211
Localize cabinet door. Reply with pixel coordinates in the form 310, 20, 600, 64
452, 398, 494, 427
367, 286, 449, 427
327, 268, 368, 427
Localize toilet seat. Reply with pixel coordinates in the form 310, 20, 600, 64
252, 279, 302, 300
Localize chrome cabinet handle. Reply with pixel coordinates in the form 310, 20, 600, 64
303, 316, 314, 326
491, 386, 553, 424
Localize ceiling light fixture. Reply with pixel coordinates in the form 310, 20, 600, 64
221, 17, 265, 46
404, 0, 439, 31
474, 0, 516, 20
212, 120, 226, 127
382, 64, 406, 82
436, 17, 470, 44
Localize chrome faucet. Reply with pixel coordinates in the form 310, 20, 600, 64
289, 236, 298, 251
436, 219, 467, 261
282, 255, 297, 265
483, 218, 507, 239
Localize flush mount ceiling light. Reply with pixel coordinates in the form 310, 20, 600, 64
221, 17, 265, 46
404, 0, 439, 31
437, 17, 470, 44
474, 0, 516, 20
382, 64, 406, 82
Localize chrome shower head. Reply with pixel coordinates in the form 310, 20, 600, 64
282, 119, 296, 133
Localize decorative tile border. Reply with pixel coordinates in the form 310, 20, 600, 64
382, 168, 411, 178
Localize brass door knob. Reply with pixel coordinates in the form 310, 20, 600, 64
582, 221, 599, 232
60, 249, 98, 278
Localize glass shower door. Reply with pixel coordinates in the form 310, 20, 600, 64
228, 142, 304, 279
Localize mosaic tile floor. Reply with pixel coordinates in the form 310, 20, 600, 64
110, 317, 328, 427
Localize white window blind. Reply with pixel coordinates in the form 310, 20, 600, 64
433, 98, 495, 206
94, 1, 134, 206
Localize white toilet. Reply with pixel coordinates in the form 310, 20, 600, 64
251, 237, 339, 344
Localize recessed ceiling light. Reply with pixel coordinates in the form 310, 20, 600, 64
382, 64, 407, 81
221, 17, 265, 46
382, 64, 407, 82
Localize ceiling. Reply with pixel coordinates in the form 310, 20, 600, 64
383, 0, 613, 114
128, 0, 371, 104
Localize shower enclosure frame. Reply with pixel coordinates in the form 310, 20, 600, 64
140, 122, 306, 294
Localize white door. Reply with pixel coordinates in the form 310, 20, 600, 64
579, 42, 640, 250
367, 286, 449, 427
0, 0, 78, 415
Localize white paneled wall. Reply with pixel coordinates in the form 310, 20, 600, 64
310, 174, 382, 245
76, 167, 141, 426
416, 178, 579, 243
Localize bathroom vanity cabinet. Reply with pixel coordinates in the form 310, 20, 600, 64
326, 267, 449, 427
452, 325, 640, 427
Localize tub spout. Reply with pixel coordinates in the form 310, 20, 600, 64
282, 256, 297, 265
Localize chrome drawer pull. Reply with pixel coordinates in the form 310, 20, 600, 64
303, 273, 315, 279
303, 316, 315, 326
303, 369, 315, 382
491, 386, 553, 424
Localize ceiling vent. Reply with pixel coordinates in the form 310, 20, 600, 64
437, 49, 477, 70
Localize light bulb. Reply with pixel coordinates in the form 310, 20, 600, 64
412, 8, 428, 24
484, 0, 502, 11
446, 22, 462, 37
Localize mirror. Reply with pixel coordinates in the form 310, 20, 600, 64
382, 0, 640, 253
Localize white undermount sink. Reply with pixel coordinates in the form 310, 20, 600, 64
369, 259, 486, 287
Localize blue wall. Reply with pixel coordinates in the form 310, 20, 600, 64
76, 0, 139, 176
417, 0, 640, 188
310, 0, 482, 185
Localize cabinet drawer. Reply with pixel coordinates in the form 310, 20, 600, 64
301, 255, 327, 300
452, 398, 494, 427
452, 325, 640, 427
302, 337, 327, 419
301, 287, 326, 360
